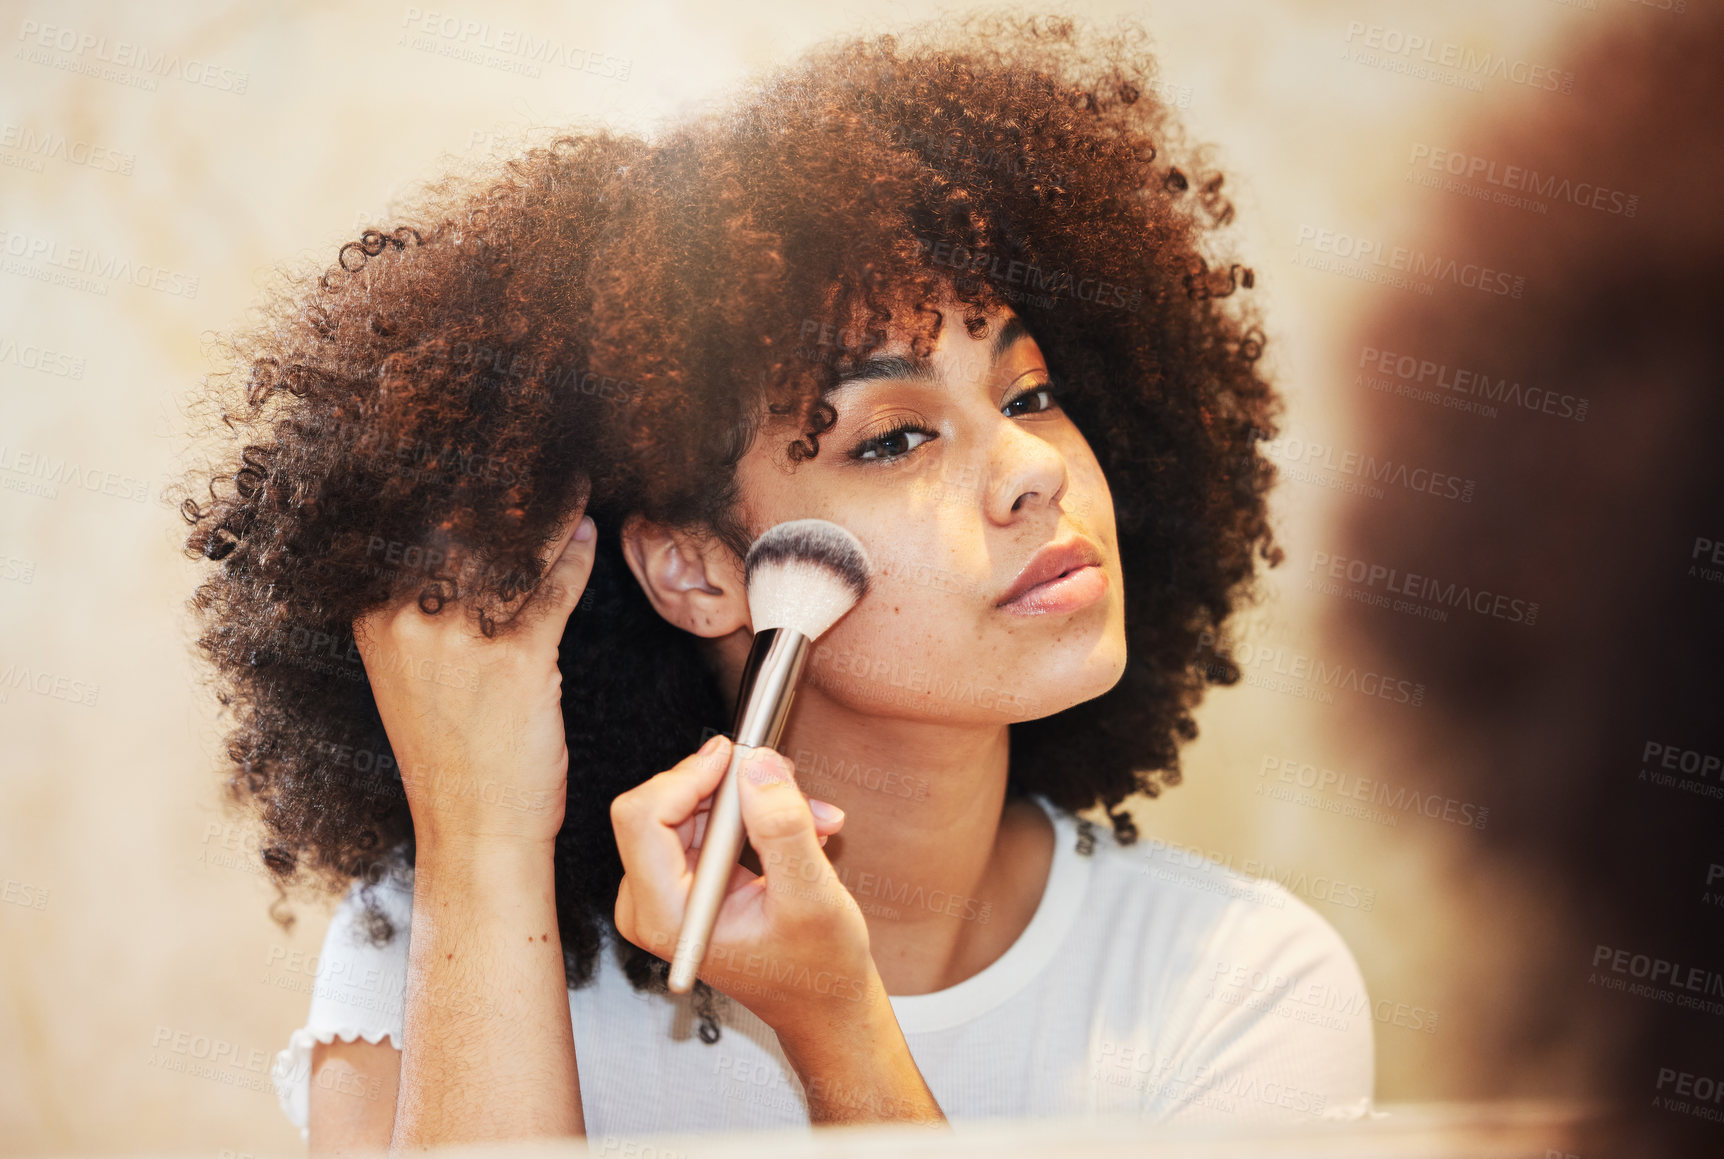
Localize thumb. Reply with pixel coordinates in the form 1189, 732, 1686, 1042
537, 510, 598, 626
735, 746, 832, 905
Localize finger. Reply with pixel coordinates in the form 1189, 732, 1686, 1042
688, 787, 838, 851
684, 855, 759, 898
676, 801, 710, 850
808, 798, 845, 838
533, 505, 598, 630
611, 736, 733, 910
687, 801, 712, 850
734, 747, 837, 919
643, 735, 732, 828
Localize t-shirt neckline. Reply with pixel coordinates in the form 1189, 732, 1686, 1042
886, 793, 1091, 1035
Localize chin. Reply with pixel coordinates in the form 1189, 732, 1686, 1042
1004, 634, 1129, 723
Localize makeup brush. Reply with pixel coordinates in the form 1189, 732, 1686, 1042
667, 518, 872, 995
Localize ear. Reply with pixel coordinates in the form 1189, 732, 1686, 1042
618, 513, 750, 638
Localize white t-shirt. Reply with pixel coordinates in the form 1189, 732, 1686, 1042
271, 794, 1375, 1138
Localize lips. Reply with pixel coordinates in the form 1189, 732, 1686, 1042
996, 537, 1105, 608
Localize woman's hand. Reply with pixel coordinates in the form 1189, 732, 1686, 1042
345, 501, 596, 1145
610, 738, 873, 1033
611, 743, 946, 1126
353, 502, 597, 851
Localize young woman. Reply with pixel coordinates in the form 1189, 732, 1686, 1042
181, 14, 1373, 1150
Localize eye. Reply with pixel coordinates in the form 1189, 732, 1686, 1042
849, 420, 938, 463
1002, 378, 1063, 417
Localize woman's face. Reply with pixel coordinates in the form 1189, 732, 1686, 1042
731, 299, 1128, 724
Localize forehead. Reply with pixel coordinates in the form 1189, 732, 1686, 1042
822, 311, 1036, 397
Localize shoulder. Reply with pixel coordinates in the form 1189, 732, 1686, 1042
1061, 813, 1375, 1119
1072, 817, 1346, 941
271, 867, 416, 1137
1083, 819, 1370, 998
307, 867, 416, 1027
1175, 876, 1376, 1120
1065, 811, 1298, 934
324, 865, 415, 948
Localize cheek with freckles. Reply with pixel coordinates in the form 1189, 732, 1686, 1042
796, 514, 1090, 723
799, 571, 1049, 723
788, 495, 1025, 721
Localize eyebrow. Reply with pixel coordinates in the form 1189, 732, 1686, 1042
825, 315, 1033, 395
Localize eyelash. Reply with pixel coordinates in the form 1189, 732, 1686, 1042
847, 378, 1065, 463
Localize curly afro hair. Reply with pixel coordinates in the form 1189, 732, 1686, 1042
178, 12, 1282, 1037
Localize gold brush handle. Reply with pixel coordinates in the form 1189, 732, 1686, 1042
667, 627, 809, 994
667, 740, 752, 993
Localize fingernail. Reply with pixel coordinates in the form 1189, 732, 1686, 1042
698, 732, 725, 757
742, 748, 790, 786
574, 515, 595, 543
808, 799, 844, 824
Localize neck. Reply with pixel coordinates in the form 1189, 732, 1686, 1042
711, 632, 1053, 995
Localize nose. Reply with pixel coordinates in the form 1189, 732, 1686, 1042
984, 418, 1069, 524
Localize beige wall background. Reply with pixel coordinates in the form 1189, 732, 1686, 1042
0, 0, 1615, 1154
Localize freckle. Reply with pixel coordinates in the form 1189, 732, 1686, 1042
541, 933, 550, 941
446, 953, 453, 960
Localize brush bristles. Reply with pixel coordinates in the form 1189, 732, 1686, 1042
744, 519, 871, 638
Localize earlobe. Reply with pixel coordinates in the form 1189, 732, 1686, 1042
619, 514, 749, 638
